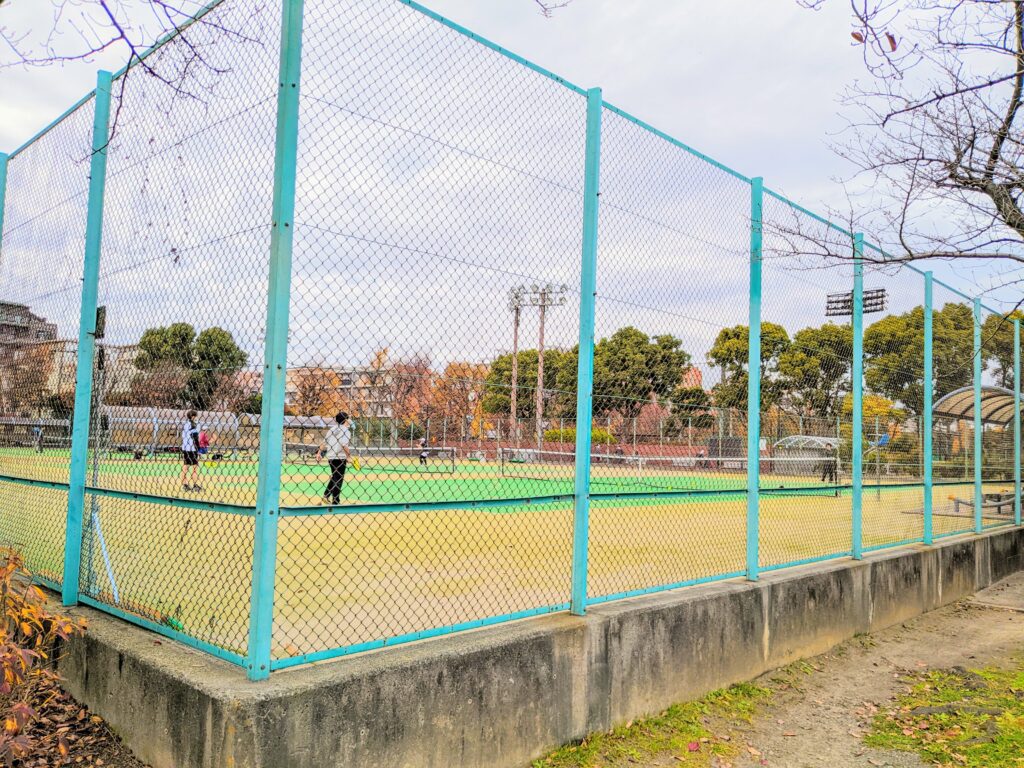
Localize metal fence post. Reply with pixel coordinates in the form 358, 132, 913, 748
923, 272, 934, 545
247, 0, 305, 681
746, 176, 763, 581
570, 87, 602, 616
63, 70, 113, 606
851, 233, 864, 560
1014, 318, 1021, 527
0, 152, 8, 250
973, 298, 983, 534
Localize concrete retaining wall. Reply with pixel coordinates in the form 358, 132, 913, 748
57, 528, 1024, 768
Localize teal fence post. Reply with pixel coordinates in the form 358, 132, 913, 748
0, 152, 8, 251
973, 298, 983, 534
1015, 318, 1021, 527
247, 0, 305, 680
746, 177, 763, 581
851, 233, 864, 559
63, 71, 113, 606
923, 272, 934, 545
1011, 315, 1019, 528
570, 87, 603, 615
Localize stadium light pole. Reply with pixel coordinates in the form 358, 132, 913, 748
509, 287, 524, 440
511, 283, 566, 450
535, 283, 566, 450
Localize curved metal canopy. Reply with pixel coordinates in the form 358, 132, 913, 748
932, 385, 1017, 426
773, 435, 840, 450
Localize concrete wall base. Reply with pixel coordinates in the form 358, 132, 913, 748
57, 528, 1024, 768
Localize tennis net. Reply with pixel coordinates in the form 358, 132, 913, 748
284, 443, 458, 474
499, 449, 844, 494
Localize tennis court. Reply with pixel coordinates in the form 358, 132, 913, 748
0, 443, 1012, 663
0, 0, 1020, 682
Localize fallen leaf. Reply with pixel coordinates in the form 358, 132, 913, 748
687, 741, 700, 752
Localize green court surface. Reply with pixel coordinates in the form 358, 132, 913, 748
0, 445, 1015, 662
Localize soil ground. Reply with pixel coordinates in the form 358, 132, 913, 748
637, 571, 1024, 768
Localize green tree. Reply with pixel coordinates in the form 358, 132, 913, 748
777, 322, 853, 420
136, 322, 196, 369
482, 348, 568, 419
236, 393, 262, 415
133, 324, 248, 410
553, 327, 691, 419
981, 311, 1024, 389
863, 303, 974, 416
665, 385, 714, 434
708, 322, 790, 411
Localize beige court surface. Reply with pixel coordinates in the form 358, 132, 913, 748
0, 449, 1015, 664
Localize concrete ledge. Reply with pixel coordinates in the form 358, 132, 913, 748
56, 527, 1024, 768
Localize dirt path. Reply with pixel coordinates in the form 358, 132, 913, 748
670, 572, 1024, 768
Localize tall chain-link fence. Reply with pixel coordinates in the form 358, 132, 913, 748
0, 0, 1020, 678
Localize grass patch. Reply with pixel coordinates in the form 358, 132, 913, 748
865, 660, 1024, 767
532, 682, 771, 768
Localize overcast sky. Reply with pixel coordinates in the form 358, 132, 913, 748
0, 0, 1013, 390
2, 1, 861, 205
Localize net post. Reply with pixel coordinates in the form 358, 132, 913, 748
923, 272, 934, 545
851, 232, 864, 560
63, 70, 113, 607
1014, 318, 1021, 527
973, 298, 983, 534
247, 0, 305, 681
745, 176, 763, 581
570, 86, 602, 616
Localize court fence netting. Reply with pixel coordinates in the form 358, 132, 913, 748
0, 0, 1021, 680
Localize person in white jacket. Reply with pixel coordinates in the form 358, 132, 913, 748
181, 410, 202, 491
316, 412, 352, 505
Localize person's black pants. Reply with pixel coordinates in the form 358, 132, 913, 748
326, 459, 347, 503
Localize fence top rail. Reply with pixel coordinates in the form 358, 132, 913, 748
8, 90, 97, 161
397, 0, 589, 97
762, 187, 854, 237
601, 101, 751, 184
864, 242, 1006, 315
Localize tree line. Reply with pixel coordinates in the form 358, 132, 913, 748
1, 304, 1017, 435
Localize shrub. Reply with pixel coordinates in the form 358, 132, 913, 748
0, 549, 85, 765
543, 427, 615, 445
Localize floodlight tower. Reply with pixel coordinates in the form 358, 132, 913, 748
509, 287, 527, 440
510, 283, 568, 447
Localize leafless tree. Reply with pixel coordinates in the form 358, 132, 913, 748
791, 1, 1024, 278
1, 0, 572, 74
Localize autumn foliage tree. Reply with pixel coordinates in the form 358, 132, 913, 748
289, 366, 349, 418
0, 549, 85, 764
432, 362, 489, 434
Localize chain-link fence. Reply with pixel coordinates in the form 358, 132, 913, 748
0, 0, 1020, 679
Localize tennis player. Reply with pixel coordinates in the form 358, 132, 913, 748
181, 410, 202, 491
317, 412, 352, 505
